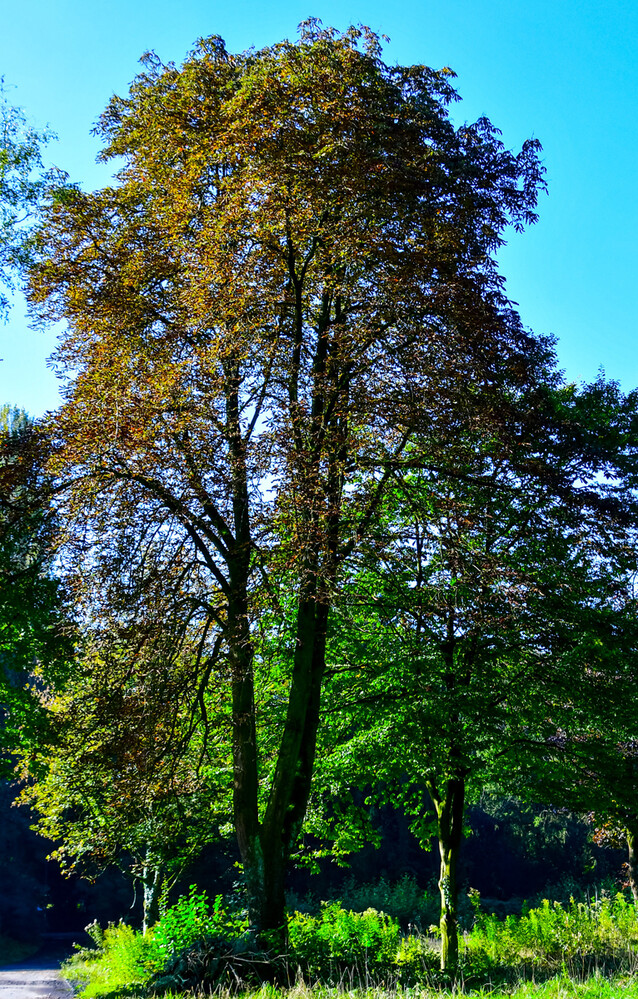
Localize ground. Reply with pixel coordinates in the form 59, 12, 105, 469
0, 940, 74, 999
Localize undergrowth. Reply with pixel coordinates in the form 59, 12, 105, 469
466, 892, 638, 976
62, 885, 638, 997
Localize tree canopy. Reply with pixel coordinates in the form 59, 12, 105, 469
306, 374, 638, 966
20, 23, 638, 972
0, 85, 58, 319
0, 405, 72, 772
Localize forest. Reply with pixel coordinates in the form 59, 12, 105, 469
4, 21, 638, 998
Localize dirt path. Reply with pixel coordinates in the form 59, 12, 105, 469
0, 943, 74, 999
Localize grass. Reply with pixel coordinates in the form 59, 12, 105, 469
136, 978, 638, 997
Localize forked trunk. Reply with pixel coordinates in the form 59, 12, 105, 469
226, 331, 339, 950
233, 596, 329, 950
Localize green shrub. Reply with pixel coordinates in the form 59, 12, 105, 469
287, 901, 438, 983
145, 887, 260, 993
63, 888, 250, 997
63, 921, 150, 998
144, 886, 246, 972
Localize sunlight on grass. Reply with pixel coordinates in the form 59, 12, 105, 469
150, 979, 638, 998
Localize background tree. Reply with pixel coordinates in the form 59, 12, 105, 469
0, 86, 58, 319
20, 652, 229, 933
0, 405, 71, 770
521, 723, 638, 905
29, 23, 548, 943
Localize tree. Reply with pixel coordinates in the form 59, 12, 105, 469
28, 22, 548, 943
0, 405, 71, 769
0, 86, 57, 319
19, 628, 231, 933
308, 377, 638, 970
522, 701, 638, 905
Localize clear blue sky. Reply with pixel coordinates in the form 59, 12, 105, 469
1, 0, 637, 415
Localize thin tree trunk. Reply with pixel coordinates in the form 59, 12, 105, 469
224, 358, 265, 935
429, 775, 466, 973
141, 857, 162, 934
627, 823, 638, 905
228, 583, 262, 932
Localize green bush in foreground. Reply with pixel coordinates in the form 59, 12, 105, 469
146, 886, 248, 975
64, 921, 150, 998
65, 888, 248, 997
63, 888, 638, 997
288, 902, 437, 982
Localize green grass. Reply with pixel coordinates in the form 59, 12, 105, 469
140, 978, 638, 998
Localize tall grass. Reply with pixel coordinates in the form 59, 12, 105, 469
465, 892, 638, 976
125, 976, 638, 997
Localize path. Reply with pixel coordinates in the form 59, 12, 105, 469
0, 940, 75, 999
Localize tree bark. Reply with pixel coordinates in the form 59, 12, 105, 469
253, 597, 329, 947
141, 857, 162, 934
429, 775, 466, 973
627, 823, 638, 905
227, 579, 262, 933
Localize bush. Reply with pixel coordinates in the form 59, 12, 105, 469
63, 920, 150, 998
288, 901, 437, 983
64, 888, 250, 997
145, 886, 261, 992
144, 886, 246, 972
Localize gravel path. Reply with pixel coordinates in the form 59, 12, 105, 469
0, 943, 74, 999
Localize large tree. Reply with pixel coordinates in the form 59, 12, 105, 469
29, 22, 548, 941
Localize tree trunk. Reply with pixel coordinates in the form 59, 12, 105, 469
627, 823, 638, 905
429, 775, 466, 973
141, 858, 162, 934
229, 587, 328, 950
226, 315, 340, 950
257, 835, 289, 947
253, 597, 329, 948
228, 590, 262, 933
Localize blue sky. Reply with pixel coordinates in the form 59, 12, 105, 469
1, 0, 637, 415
